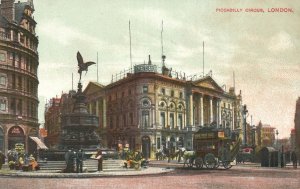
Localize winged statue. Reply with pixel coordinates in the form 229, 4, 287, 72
77, 51, 96, 81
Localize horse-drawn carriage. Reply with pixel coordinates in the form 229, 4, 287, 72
184, 127, 241, 169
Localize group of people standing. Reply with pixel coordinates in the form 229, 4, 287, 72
64, 149, 85, 173
64, 148, 103, 173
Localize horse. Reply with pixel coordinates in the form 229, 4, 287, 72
155, 149, 166, 161
182, 151, 196, 167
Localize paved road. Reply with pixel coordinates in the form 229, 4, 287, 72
0, 164, 299, 189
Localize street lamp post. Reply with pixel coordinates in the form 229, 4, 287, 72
242, 105, 248, 146
276, 130, 280, 168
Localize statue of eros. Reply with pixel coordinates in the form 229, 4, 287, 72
77, 51, 96, 82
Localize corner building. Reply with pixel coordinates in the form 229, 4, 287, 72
84, 60, 243, 159
0, 0, 39, 154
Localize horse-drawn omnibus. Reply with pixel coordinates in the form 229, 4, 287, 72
186, 127, 241, 169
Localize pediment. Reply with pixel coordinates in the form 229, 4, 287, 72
192, 76, 224, 92
83, 82, 105, 95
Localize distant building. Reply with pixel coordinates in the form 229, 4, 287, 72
44, 91, 75, 148
0, 0, 39, 154
290, 128, 296, 150
83, 57, 243, 158
260, 124, 276, 147
294, 97, 300, 157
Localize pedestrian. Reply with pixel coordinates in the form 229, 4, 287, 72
76, 149, 85, 173
96, 149, 103, 172
291, 151, 297, 169
0, 151, 5, 170
65, 149, 75, 173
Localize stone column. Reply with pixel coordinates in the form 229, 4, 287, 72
217, 99, 220, 128
10, 30, 14, 40
103, 98, 106, 128
219, 99, 222, 127
210, 97, 213, 124
89, 103, 92, 114
200, 94, 204, 126
232, 106, 235, 130
17, 32, 20, 42
189, 93, 193, 126
96, 100, 99, 116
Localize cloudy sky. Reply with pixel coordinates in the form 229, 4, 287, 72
32, 0, 299, 138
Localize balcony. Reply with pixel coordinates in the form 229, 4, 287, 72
0, 113, 38, 124
0, 31, 38, 55
0, 64, 38, 79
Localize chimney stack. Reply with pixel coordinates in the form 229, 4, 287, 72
0, 0, 15, 22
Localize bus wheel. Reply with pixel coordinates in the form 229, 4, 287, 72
204, 153, 217, 169
195, 157, 203, 169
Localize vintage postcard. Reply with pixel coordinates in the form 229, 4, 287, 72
0, 0, 299, 188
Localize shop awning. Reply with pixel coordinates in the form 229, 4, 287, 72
29, 136, 48, 150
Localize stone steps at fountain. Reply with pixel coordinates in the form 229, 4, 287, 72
37, 159, 125, 172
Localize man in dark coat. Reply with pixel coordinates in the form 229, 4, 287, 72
76, 149, 85, 173
0, 151, 5, 170
291, 151, 297, 169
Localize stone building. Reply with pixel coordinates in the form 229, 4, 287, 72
84, 57, 243, 158
0, 0, 39, 154
44, 91, 75, 148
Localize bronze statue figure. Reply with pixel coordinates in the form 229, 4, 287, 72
77, 51, 96, 82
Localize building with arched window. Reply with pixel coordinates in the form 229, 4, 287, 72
0, 0, 39, 154
81, 56, 243, 159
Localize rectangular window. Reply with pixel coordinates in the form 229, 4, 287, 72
0, 74, 7, 87
179, 92, 183, 99
143, 85, 148, 94
170, 113, 174, 129
157, 137, 161, 149
142, 111, 149, 128
160, 112, 165, 128
171, 90, 174, 97
0, 98, 7, 112
178, 114, 183, 129
0, 52, 6, 62
161, 88, 165, 95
